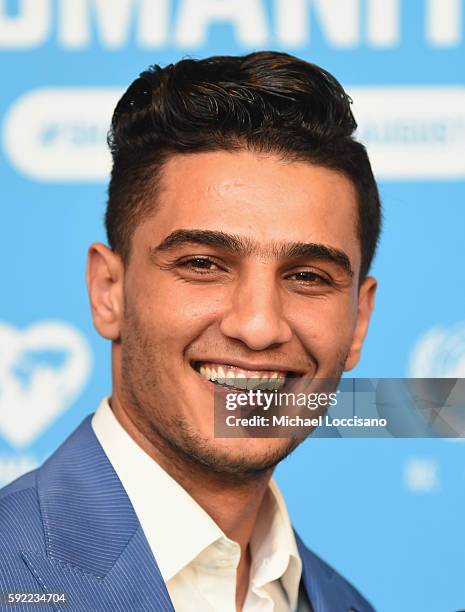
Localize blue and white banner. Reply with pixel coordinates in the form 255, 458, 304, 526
1, 2, 464, 609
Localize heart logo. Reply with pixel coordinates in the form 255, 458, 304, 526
0, 321, 92, 449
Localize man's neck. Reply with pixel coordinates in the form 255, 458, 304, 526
110, 393, 273, 610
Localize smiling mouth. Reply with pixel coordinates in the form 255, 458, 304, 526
191, 361, 301, 392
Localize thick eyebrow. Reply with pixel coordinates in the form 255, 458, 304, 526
282, 241, 354, 277
151, 229, 354, 277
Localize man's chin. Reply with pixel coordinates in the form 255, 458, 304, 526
170, 431, 301, 481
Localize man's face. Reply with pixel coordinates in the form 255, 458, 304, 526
92, 150, 376, 476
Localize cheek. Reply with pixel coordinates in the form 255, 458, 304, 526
287, 295, 357, 355
139, 281, 225, 342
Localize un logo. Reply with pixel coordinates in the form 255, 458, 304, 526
408, 321, 465, 377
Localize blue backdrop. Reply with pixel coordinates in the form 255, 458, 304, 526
1, 1, 464, 610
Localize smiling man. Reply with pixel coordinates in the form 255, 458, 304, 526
0, 52, 380, 612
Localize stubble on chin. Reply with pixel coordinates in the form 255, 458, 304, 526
119, 298, 350, 482
159, 414, 303, 482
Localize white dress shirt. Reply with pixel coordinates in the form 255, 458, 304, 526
92, 397, 309, 612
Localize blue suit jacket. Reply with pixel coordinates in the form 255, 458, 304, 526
0, 416, 375, 612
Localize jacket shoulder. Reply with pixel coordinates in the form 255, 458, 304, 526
0, 468, 37, 501
0, 469, 44, 545
0, 470, 47, 593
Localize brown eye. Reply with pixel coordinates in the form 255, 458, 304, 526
176, 257, 222, 274
178, 257, 220, 272
288, 271, 329, 284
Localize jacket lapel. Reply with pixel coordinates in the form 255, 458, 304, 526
20, 414, 368, 612
296, 531, 367, 612
22, 416, 174, 612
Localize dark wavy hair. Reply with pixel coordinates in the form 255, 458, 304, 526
106, 51, 381, 279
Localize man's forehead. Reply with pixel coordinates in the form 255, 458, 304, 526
138, 150, 361, 271
159, 149, 356, 199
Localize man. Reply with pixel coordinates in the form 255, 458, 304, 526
0, 52, 380, 611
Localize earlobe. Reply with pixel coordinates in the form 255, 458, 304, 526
86, 243, 124, 341
344, 276, 377, 372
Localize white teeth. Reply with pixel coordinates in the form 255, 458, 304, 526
196, 363, 287, 390
271, 373, 286, 390
246, 374, 261, 390
269, 373, 279, 390
262, 376, 274, 390
234, 372, 248, 389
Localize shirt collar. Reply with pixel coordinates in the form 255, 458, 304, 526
249, 480, 302, 609
92, 397, 302, 606
92, 397, 221, 580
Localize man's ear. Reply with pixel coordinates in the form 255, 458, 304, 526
344, 276, 377, 372
86, 243, 124, 341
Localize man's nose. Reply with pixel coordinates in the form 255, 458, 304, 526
219, 272, 292, 350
